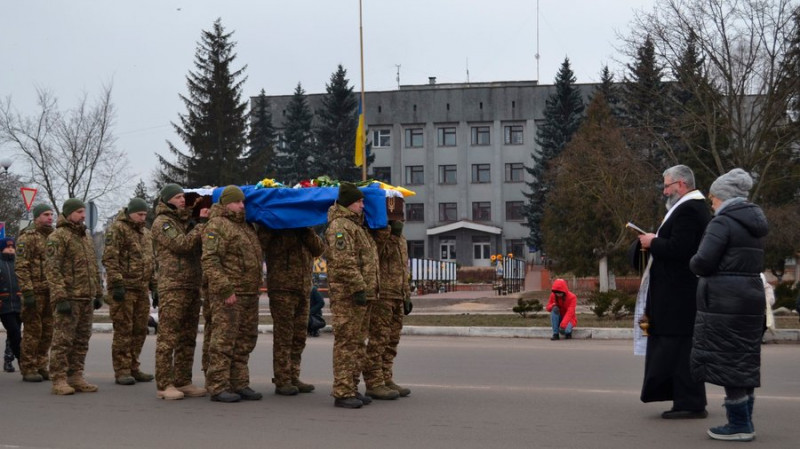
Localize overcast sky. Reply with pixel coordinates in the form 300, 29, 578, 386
1, 0, 657, 199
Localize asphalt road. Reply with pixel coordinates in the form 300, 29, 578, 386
1, 333, 798, 449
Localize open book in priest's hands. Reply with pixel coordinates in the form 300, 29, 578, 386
625, 222, 647, 235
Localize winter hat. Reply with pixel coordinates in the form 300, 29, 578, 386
62, 198, 86, 217
219, 185, 245, 206
710, 168, 753, 201
159, 183, 184, 203
337, 182, 363, 207
0, 237, 15, 250
33, 203, 53, 219
127, 198, 149, 214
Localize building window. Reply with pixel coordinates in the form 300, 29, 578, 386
404, 128, 424, 148
437, 127, 456, 147
471, 164, 491, 183
471, 126, 490, 145
372, 129, 391, 147
439, 203, 457, 222
440, 237, 456, 260
504, 125, 524, 145
406, 203, 424, 222
438, 165, 457, 184
372, 167, 391, 184
505, 163, 524, 182
506, 201, 524, 221
408, 240, 425, 259
405, 165, 424, 185
473, 235, 491, 261
472, 202, 491, 222
506, 239, 526, 260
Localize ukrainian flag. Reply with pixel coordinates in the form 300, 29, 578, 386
355, 99, 365, 167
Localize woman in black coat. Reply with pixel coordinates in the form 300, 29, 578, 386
0, 237, 22, 373
689, 168, 768, 442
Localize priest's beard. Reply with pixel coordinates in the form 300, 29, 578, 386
665, 192, 680, 210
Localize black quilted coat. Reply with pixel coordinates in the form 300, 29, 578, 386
689, 200, 768, 388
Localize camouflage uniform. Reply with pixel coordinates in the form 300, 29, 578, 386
45, 215, 102, 384
102, 209, 155, 379
201, 204, 262, 396
325, 204, 379, 399
367, 227, 410, 386
151, 200, 205, 391
16, 221, 54, 378
258, 227, 324, 387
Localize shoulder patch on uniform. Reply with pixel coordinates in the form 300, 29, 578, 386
104, 230, 114, 245
335, 232, 346, 250
206, 231, 216, 240
162, 223, 172, 231
16, 242, 25, 256
46, 240, 57, 257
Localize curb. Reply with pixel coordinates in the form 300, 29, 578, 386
81, 324, 800, 342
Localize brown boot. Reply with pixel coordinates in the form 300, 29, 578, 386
386, 380, 411, 397
292, 379, 315, 393
51, 379, 75, 395
176, 383, 207, 397
67, 374, 98, 392
156, 385, 185, 400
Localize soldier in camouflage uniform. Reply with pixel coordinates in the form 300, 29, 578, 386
102, 198, 156, 386
202, 186, 263, 403
367, 219, 412, 398
17, 204, 55, 382
258, 226, 324, 395
325, 182, 381, 409
151, 184, 208, 400
45, 198, 104, 395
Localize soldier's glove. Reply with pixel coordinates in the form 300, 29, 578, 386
55, 301, 72, 315
93, 295, 104, 310
353, 291, 367, 306
112, 283, 126, 302
22, 290, 36, 308
390, 220, 404, 236
403, 298, 413, 316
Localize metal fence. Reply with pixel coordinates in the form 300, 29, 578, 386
494, 257, 526, 295
409, 258, 457, 295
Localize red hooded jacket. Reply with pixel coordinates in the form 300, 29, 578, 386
545, 278, 577, 328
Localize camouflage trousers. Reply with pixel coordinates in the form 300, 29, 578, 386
269, 290, 310, 385
331, 294, 370, 398
20, 292, 53, 375
201, 291, 211, 374
155, 289, 202, 390
363, 297, 404, 387
205, 294, 259, 396
49, 299, 93, 382
109, 288, 150, 377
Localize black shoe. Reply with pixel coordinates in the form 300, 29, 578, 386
661, 409, 708, 419
334, 397, 363, 409
210, 391, 241, 403
550, 334, 559, 341
565, 333, 572, 340
235, 387, 263, 400
4, 361, 15, 373
355, 392, 373, 405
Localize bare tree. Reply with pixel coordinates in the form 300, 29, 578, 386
627, 0, 800, 200
0, 85, 129, 214
0, 170, 26, 235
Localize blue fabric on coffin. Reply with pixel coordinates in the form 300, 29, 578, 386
211, 184, 387, 230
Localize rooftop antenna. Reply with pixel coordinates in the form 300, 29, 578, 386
535, 0, 540, 81
395, 64, 401, 89
466, 57, 470, 83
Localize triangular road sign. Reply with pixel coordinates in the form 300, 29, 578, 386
20, 187, 37, 211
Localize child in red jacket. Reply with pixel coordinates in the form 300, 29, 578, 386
546, 278, 577, 340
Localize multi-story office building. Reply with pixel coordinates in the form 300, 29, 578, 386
257, 79, 593, 267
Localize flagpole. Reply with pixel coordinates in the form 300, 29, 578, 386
359, 0, 367, 181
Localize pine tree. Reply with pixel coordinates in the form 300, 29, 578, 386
243, 89, 276, 183
314, 65, 372, 182
523, 57, 585, 252
156, 18, 249, 187
132, 179, 156, 227
591, 65, 620, 116
274, 83, 314, 185
618, 36, 671, 172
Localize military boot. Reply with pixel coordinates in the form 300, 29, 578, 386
156, 385, 185, 400
176, 383, 207, 397
275, 384, 299, 396
385, 380, 411, 397
38, 368, 50, 380
67, 374, 98, 392
334, 397, 363, 409
22, 372, 44, 382
366, 385, 400, 400
51, 379, 75, 395
115, 375, 136, 385
292, 379, 315, 393
131, 371, 154, 382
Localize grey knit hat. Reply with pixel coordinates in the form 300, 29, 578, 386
710, 168, 753, 201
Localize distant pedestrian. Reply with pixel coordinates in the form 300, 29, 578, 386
308, 285, 326, 337
1, 237, 22, 374
546, 279, 577, 340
